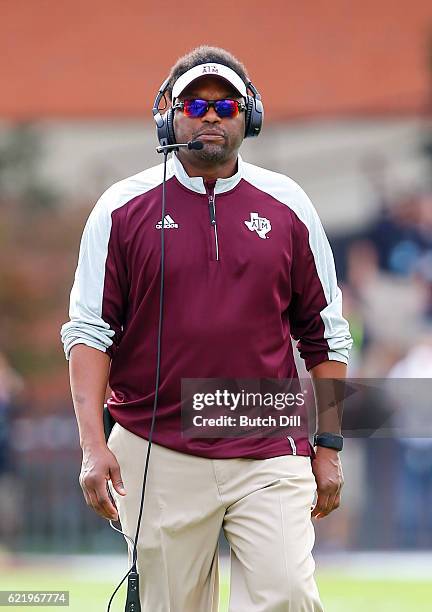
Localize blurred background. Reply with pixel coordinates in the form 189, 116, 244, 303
1, 1, 432, 610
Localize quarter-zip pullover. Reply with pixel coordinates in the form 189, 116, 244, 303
61, 153, 352, 459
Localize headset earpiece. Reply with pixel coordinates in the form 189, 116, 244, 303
244, 97, 253, 138
152, 78, 177, 147
165, 107, 176, 146
244, 82, 264, 138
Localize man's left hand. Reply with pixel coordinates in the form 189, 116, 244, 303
311, 446, 344, 519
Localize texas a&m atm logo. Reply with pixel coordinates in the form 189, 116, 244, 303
244, 212, 272, 239
202, 65, 219, 74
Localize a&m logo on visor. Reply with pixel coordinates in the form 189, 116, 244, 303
244, 212, 272, 239
202, 64, 219, 74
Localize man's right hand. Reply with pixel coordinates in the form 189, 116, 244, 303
79, 444, 127, 521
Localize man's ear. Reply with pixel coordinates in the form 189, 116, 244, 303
164, 91, 172, 110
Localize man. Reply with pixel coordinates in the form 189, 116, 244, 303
61, 46, 352, 611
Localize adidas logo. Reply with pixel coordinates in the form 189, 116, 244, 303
155, 214, 179, 229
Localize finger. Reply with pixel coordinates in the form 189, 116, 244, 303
79, 477, 93, 508
316, 496, 335, 519
89, 486, 118, 521
314, 486, 342, 519
95, 486, 119, 520
327, 489, 342, 515
86, 488, 103, 516
106, 482, 121, 517
324, 484, 339, 513
109, 463, 126, 496
81, 487, 92, 509
311, 491, 330, 518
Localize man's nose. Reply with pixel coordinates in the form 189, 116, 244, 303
201, 106, 221, 123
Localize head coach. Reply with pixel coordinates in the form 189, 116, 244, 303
61, 45, 352, 611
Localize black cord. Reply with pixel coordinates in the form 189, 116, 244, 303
131, 149, 168, 567
106, 566, 133, 611
106, 150, 169, 611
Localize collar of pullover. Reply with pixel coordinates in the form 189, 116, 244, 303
170, 151, 244, 195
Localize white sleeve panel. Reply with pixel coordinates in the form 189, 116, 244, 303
295, 192, 353, 363
60, 191, 116, 360
60, 163, 168, 360
242, 162, 353, 365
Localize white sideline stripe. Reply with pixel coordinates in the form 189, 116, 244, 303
4, 553, 432, 581
315, 552, 432, 580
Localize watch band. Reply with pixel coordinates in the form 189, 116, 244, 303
313, 432, 344, 451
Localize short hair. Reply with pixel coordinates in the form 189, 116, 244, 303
166, 46, 249, 100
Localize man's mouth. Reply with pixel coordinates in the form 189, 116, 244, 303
196, 132, 225, 141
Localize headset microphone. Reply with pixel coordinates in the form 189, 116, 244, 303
156, 140, 204, 153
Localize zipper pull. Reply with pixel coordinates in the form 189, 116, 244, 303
208, 195, 216, 226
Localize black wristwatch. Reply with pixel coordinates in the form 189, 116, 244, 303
313, 432, 344, 451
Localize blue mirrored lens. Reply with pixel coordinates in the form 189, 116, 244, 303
214, 100, 238, 117
184, 99, 209, 117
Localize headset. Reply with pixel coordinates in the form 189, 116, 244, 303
152, 74, 264, 148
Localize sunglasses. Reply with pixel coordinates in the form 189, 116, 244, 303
173, 98, 247, 119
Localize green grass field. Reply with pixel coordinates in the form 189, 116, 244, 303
1, 567, 432, 611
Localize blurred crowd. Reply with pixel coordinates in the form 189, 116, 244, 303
327, 187, 432, 550
332, 189, 432, 376
0, 352, 24, 549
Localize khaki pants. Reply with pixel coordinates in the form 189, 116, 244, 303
107, 422, 323, 612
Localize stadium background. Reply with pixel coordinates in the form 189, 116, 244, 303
1, 1, 432, 610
